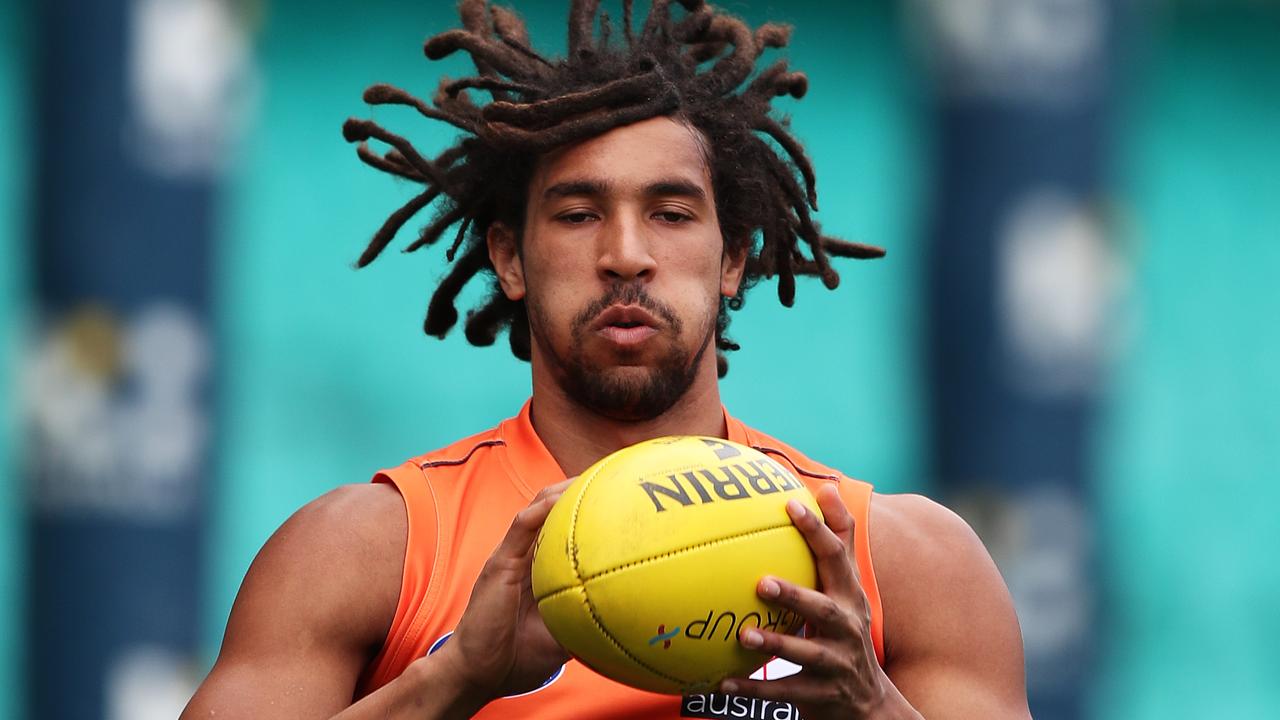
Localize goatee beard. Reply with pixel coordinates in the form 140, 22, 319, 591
534, 283, 715, 422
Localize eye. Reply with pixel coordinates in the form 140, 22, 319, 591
653, 210, 693, 224
558, 211, 598, 225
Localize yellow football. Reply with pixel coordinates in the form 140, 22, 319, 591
531, 435, 820, 694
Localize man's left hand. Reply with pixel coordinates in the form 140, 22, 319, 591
719, 484, 921, 720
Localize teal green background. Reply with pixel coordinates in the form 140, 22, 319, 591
1, 1, 1277, 717
1094, 7, 1280, 717
0, 1, 26, 718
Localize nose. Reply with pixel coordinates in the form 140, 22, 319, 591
596, 214, 656, 282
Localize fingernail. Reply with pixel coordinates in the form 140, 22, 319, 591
741, 629, 763, 648
786, 499, 805, 519
721, 680, 739, 693
759, 577, 780, 598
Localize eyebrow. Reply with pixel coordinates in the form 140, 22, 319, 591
542, 178, 708, 202
543, 179, 611, 199
644, 180, 707, 201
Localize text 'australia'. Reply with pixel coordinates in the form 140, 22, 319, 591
682, 693, 802, 720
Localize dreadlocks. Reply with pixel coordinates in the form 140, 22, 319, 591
343, 0, 884, 376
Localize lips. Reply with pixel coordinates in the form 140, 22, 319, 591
591, 305, 661, 346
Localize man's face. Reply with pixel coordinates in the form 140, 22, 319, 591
489, 116, 745, 421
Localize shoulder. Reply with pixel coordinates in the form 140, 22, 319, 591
185, 484, 410, 715
275, 483, 406, 608
288, 480, 406, 529
231, 483, 407, 653
867, 492, 1022, 668
868, 492, 989, 580
283, 482, 407, 568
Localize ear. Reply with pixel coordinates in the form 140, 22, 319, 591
487, 222, 526, 300
720, 242, 748, 298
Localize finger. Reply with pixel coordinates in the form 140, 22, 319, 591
785, 498, 859, 596
736, 626, 850, 676
495, 480, 573, 561
815, 483, 855, 552
532, 477, 575, 504
757, 575, 864, 640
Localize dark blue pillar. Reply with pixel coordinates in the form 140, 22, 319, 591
914, 1, 1125, 716
25, 0, 245, 716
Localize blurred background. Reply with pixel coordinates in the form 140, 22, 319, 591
1, 0, 1277, 718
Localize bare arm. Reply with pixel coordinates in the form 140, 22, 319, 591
182, 479, 573, 719
873, 493, 1032, 719
181, 483, 415, 718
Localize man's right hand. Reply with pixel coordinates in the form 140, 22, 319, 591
421, 478, 575, 711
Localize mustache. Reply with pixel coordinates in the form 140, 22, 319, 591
571, 283, 682, 335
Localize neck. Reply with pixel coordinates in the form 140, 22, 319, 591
528, 366, 727, 478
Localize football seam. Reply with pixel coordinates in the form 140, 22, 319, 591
581, 523, 797, 583
566, 452, 692, 689
535, 521, 798, 602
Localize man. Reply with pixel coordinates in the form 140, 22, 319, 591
183, 1, 1031, 718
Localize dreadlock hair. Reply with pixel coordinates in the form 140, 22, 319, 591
343, 0, 885, 377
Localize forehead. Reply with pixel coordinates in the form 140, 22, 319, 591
529, 116, 713, 196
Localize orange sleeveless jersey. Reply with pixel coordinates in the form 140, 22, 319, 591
355, 401, 883, 718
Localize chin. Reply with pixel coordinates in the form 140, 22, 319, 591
564, 362, 693, 423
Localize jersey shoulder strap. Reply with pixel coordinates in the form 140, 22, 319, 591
356, 425, 507, 692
